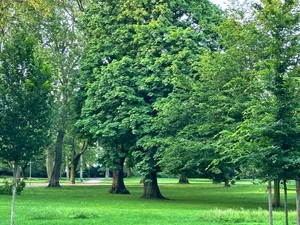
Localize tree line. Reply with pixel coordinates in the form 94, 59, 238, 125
0, 0, 299, 204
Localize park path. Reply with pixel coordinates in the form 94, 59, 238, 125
26, 178, 103, 187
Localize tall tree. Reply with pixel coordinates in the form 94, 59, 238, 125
0, 30, 53, 175
39, 0, 84, 187
78, 0, 222, 198
0, 28, 53, 225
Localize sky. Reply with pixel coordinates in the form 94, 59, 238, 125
210, 0, 227, 8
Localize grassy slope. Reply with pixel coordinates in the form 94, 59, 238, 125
0, 178, 297, 225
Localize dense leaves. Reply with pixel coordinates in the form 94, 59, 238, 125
0, 31, 53, 166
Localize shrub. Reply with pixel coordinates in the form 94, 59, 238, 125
0, 179, 26, 195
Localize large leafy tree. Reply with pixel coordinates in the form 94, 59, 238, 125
78, 0, 222, 198
0, 29, 53, 176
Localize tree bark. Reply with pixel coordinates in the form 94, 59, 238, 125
46, 148, 54, 180
105, 167, 110, 179
178, 173, 189, 184
109, 157, 130, 194
141, 172, 166, 199
48, 130, 65, 187
273, 179, 281, 207
126, 167, 133, 178
10, 162, 19, 225
283, 179, 288, 225
268, 181, 273, 225
69, 141, 88, 184
296, 180, 300, 225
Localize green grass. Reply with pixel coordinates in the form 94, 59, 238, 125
0, 178, 298, 225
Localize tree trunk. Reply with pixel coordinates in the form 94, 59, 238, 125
178, 173, 189, 184
273, 179, 281, 207
283, 179, 288, 225
46, 148, 54, 180
48, 130, 64, 187
296, 180, 300, 225
268, 180, 273, 225
105, 167, 110, 179
65, 165, 69, 180
69, 141, 88, 184
141, 172, 166, 199
109, 157, 130, 194
126, 167, 133, 178
224, 179, 231, 187
11, 162, 20, 225
69, 163, 76, 184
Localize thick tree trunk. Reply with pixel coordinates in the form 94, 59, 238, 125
109, 157, 130, 194
178, 173, 189, 184
141, 172, 166, 199
273, 179, 281, 207
48, 130, 64, 187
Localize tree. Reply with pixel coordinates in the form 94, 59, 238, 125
38, 0, 84, 187
78, 0, 222, 198
0, 30, 53, 174
0, 28, 53, 225
204, 0, 300, 223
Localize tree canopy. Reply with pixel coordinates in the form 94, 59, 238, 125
0, 30, 53, 170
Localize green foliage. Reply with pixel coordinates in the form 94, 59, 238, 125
0, 179, 26, 195
215, 0, 300, 180
0, 28, 53, 166
78, 0, 222, 179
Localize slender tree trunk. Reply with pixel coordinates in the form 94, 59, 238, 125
273, 179, 281, 207
69, 163, 76, 184
65, 165, 69, 180
283, 179, 288, 225
109, 157, 130, 194
296, 180, 300, 225
126, 167, 133, 178
69, 141, 88, 184
178, 173, 189, 184
46, 148, 54, 180
141, 172, 166, 199
48, 130, 65, 187
11, 162, 20, 225
268, 181, 273, 225
105, 167, 110, 179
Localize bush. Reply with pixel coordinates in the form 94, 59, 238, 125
0, 179, 26, 195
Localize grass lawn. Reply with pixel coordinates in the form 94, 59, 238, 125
0, 178, 298, 225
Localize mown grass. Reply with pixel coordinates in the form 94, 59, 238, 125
0, 178, 298, 225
